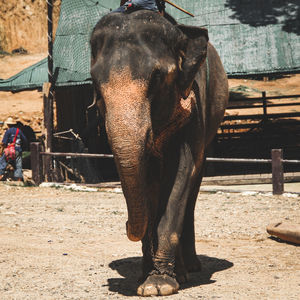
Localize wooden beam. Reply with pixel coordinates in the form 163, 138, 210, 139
41, 152, 113, 158
223, 112, 300, 121
229, 94, 300, 102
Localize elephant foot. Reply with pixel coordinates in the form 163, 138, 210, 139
176, 271, 189, 284
185, 255, 202, 273
137, 274, 179, 296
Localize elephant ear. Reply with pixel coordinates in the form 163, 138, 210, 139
176, 25, 209, 99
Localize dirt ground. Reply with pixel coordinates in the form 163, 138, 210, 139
0, 183, 299, 299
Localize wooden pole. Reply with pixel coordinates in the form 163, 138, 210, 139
272, 149, 284, 195
43, 82, 52, 181
46, 0, 54, 137
47, 0, 53, 83
43, 0, 54, 181
30, 142, 43, 185
164, 0, 194, 17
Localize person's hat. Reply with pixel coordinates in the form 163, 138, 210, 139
5, 117, 16, 125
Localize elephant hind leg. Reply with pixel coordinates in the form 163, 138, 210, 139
175, 242, 189, 283
181, 167, 204, 273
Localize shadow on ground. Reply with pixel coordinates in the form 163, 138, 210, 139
269, 236, 300, 247
107, 255, 233, 296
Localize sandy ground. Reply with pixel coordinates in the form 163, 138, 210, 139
0, 183, 299, 299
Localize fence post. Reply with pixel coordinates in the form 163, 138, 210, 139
272, 149, 284, 195
30, 142, 43, 185
262, 91, 267, 122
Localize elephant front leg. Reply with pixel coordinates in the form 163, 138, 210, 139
137, 142, 195, 296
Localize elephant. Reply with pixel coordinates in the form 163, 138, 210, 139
90, 10, 228, 296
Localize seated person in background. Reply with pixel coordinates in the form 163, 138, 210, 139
16, 121, 36, 151
0, 117, 28, 181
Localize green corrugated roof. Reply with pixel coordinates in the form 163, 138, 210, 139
0, 58, 48, 91
1, 0, 299, 92
177, 0, 300, 76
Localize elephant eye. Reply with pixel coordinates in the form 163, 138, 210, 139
152, 68, 162, 82
147, 68, 164, 99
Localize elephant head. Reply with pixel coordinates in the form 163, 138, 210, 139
90, 10, 208, 242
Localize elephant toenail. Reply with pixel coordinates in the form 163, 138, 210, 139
137, 286, 144, 296
159, 284, 176, 296
143, 284, 158, 296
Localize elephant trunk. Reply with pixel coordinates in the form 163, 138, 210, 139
118, 155, 148, 242
103, 73, 151, 241
107, 118, 150, 242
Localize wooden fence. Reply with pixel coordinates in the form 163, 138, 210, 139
222, 92, 300, 131
30, 143, 300, 195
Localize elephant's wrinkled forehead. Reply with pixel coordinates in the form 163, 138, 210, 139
93, 10, 177, 38
91, 11, 181, 82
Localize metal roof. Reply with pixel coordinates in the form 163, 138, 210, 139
0, 0, 299, 92
177, 0, 300, 76
0, 58, 48, 91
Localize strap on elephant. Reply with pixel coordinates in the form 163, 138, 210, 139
206, 55, 210, 97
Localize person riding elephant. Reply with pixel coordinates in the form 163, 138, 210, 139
113, 0, 165, 14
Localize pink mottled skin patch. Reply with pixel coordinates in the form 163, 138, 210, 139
150, 90, 196, 157
101, 67, 151, 149
101, 67, 147, 118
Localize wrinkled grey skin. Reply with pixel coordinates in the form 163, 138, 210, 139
90, 10, 228, 296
